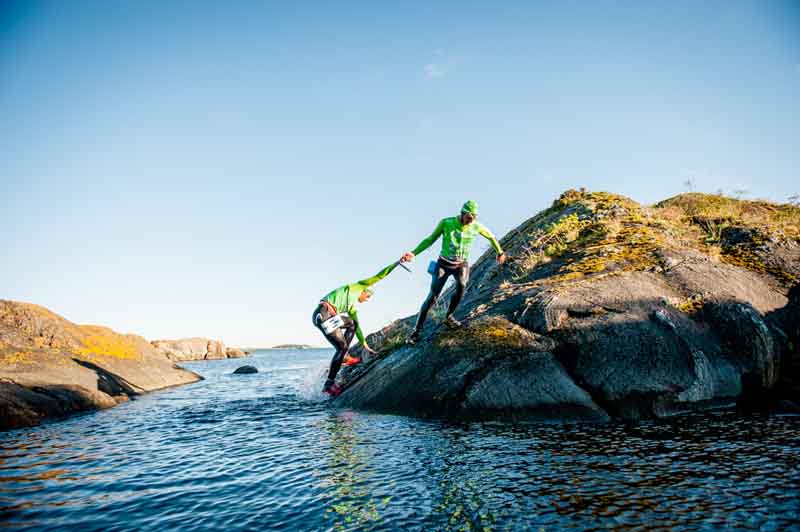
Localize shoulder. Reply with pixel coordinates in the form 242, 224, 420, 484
327, 284, 346, 296
442, 216, 458, 226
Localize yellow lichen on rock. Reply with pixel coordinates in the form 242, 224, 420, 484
1, 299, 203, 431
655, 193, 800, 239
652, 195, 800, 285
542, 213, 586, 257
75, 327, 141, 360
721, 247, 797, 284
0, 350, 35, 365
553, 217, 666, 281
505, 190, 676, 286
435, 316, 538, 355
502, 190, 797, 290
509, 190, 640, 280
675, 295, 705, 315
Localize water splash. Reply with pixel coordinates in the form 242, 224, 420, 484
297, 360, 330, 402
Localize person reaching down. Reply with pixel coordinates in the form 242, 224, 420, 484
312, 261, 400, 396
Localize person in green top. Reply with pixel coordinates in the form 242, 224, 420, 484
401, 200, 506, 344
313, 261, 400, 396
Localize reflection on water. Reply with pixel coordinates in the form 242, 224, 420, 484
318, 412, 390, 531
0, 349, 798, 531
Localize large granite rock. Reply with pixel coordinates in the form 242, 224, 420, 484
337, 190, 799, 421
337, 316, 608, 421
0, 301, 203, 431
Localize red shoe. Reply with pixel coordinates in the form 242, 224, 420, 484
323, 382, 342, 397
342, 354, 362, 367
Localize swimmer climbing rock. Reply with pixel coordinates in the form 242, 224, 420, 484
312, 261, 400, 396
401, 200, 507, 344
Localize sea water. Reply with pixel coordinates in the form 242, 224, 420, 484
1, 348, 798, 531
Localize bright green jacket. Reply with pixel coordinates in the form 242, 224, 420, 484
322, 262, 399, 345
412, 217, 503, 261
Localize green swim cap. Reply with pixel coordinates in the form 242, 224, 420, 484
461, 200, 479, 215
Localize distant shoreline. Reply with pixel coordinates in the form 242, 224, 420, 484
244, 344, 325, 350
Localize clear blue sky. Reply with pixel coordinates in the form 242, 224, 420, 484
2, 1, 798, 346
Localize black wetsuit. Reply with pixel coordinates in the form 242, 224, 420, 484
413, 256, 470, 334
312, 303, 357, 385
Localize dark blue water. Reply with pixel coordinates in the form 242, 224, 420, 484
1, 348, 798, 531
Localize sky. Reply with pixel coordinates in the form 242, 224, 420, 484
1, 0, 798, 347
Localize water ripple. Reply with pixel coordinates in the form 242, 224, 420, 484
0, 350, 798, 531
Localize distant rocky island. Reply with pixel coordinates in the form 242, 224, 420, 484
0, 301, 202, 431
338, 190, 799, 421
270, 344, 316, 349
151, 338, 250, 361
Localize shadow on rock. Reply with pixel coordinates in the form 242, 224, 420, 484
72, 358, 145, 397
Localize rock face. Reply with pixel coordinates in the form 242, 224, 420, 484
338, 316, 608, 422
150, 338, 250, 361
0, 301, 203, 431
226, 347, 248, 358
337, 190, 800, 421
765, 284, 800, 409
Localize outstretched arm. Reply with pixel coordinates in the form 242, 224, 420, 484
410, 219, 444, 256
357, 261, 400, 287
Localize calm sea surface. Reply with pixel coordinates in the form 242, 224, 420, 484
1, 348, 798, 531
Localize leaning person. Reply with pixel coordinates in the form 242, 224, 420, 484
312, 261, 400, 396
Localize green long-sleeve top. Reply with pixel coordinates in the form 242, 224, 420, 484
321, 261, 399, 346
412, 217, 503, 261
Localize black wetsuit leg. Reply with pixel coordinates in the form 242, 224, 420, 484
446, 262, 470, 317
313, 305, 356, 383
414, 258, 470, 333
414, 263, 451, 333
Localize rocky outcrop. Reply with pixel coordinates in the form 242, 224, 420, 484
338, 316, 608, 421
150, 338, 250, 361
233, 365, 258, 375
0, 301, 202, 431
226, 347, 248, 358
337, 190, 800, 421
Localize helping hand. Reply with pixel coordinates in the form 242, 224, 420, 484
363, 345, 378, 356
401, 251, 415, 263
497, 252, 508, 265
